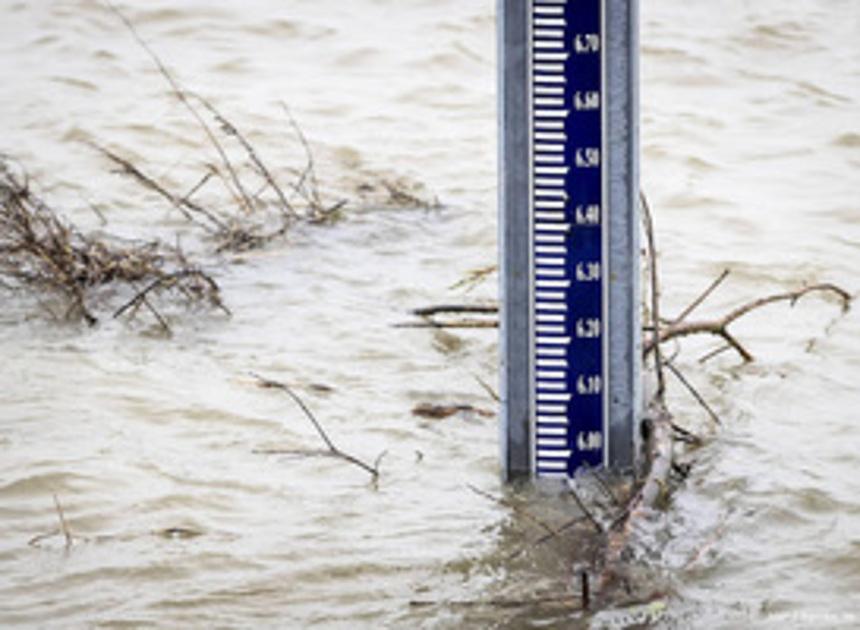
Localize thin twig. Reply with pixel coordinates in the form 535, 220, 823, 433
473, 374, 500, 403
280, 102, 327, 216
568, 486, 603, 534
467, 484, 558, 538
641, 191, 666, 396
665, 361, 722, 426
92, 143, 225, 232
105, 2, 255, 216
252, 373, 382, 480
180, 167, 216, 204
449, 264, 498, 292
113, 270, 227, 320
139, 292, 172, 335
698, 344, 732, 364
674, 268, 730, 325
192, 93, 297, 221
52, 493, 73, 549
373, 450, 388, 474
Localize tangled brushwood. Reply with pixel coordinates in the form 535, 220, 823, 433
0, 157, 227, 331
0, 6, 440, 332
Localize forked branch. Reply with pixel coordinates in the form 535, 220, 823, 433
645, 283, 852, 362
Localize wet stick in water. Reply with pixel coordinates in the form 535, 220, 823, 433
251, 373, 385, 483
279, 102, 347, 222
28, 493, 75, 550
665, 360, 722, 427
52, 493, 73, 550
396, 304, 499, 329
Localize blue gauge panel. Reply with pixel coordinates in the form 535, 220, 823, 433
531, 0, 606, 478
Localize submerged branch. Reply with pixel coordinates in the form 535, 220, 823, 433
252, 373, 384, 481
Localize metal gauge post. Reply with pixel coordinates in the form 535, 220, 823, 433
500, 0, 640, 481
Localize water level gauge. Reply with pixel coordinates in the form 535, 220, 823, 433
500, 0, 641, 481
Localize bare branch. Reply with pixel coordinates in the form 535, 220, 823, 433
645, 283, 851, 362
251, 373, 382, 481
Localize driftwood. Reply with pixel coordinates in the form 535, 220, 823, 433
403, 281, 852, 337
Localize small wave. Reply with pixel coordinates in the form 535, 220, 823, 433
0, 471, 95, 498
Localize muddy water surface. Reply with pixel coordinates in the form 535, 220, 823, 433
1, 1, 859, 628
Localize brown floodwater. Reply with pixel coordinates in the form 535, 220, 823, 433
1, 1, 859, 628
